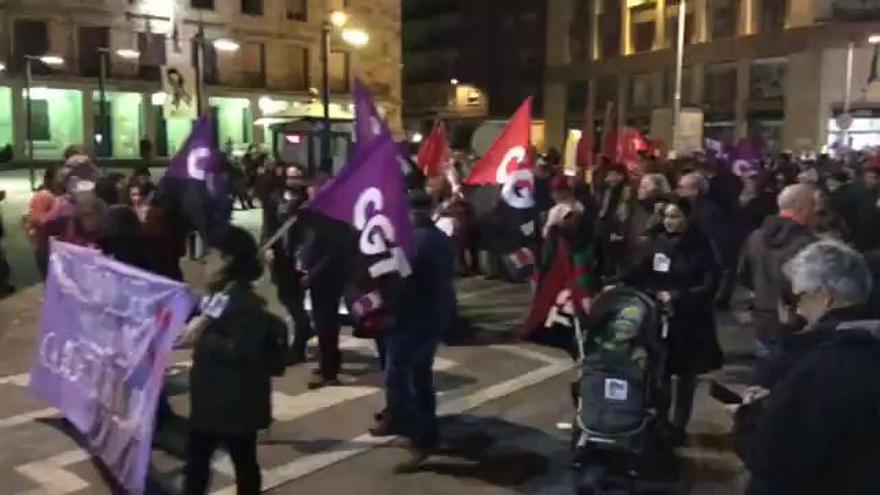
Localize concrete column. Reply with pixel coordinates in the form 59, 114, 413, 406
621, 1, 632, 56
544, 81, 568, 150
740, 0, 756, 36
691, 64, 705, 107
546, 0, 572, 65
590, 0, 600, 60
142, 91, 158, 155
783, 50, 824, 151
617, 73, 629, 126
735, 59, 751, 139
82, 91, 95, 155
654, 0, 667, 50
693, 0, 709, 44
249, 95, 264, 145
586, 78, 597, 126
11, 83, 26, 160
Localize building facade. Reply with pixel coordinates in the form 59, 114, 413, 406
0, 0, 402, 161
403, 0, 545, 147
544, 0, 880, 153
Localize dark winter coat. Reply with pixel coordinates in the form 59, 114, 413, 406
829, 183, 875, 250
739, 215, 816, 313
189, 285, 275, 434
620, 227, 723, 375
394, 215, 456, 339
740, 321, 880, 495
754, 305, 868, 389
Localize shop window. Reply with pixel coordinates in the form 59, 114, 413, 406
138, 32, 167, 80
759, 0, 786, 33
192, 0, 214, 10
242, 0, 263, 16
79, 26, 110, 78
13, 20, 49, 73
286, 0, 307, 21
710, 0, 737, 40
30, 100, 50, 141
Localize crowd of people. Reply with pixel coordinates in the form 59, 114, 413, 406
3, 140, 880, 493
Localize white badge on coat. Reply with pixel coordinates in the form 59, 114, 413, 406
200, 293, 230, 319
653, 253, 671, 273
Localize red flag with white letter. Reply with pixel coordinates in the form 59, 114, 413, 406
464, 97, 532, 185
417, 121, 452, 177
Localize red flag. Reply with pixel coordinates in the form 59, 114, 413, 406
619, 126, 651, 180
417, 121, 451, 177
522, 239, 574, 337
464, 97, 532, 185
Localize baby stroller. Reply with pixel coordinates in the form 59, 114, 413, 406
572, 286, 670, 494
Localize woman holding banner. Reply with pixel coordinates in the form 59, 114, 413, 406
183, 226, 286, 495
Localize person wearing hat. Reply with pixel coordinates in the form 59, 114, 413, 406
596, 163, 633, 280
374, 190, 456, 470
615, 196, 723, 444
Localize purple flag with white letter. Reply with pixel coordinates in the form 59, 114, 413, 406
305, 134, 413, 278
29, 240, 195, 495
353, 78, 392, 149
160, 116, 230, 244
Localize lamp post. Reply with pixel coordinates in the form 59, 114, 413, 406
671, 0, 687, 157
23, 54, 63, 190
320, 10, 369, 174
96, 48, 110, 163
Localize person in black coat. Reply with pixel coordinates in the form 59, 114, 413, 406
618, 196, 723, 442
737, 241, 880, 495
184, 226, 276, 495
264, 164, 313, 364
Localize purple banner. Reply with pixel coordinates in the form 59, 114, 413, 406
353, 78, 391, 149
29, 240, 195, 495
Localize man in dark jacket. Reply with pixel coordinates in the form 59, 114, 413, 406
739, 241, 880, 495
677, 171, 737, 307
740, 184, 817, 357
377, 191, 456, 470
827, 169, 876, 250
265, 165, 313, 364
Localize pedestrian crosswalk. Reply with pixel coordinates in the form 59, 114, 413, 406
0, 279, 570, 495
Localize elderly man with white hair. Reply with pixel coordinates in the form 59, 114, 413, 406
739, 241, 880, 495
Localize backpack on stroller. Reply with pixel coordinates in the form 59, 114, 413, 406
572, 286, 669, 492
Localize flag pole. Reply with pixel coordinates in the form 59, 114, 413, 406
259, 215, 298, 255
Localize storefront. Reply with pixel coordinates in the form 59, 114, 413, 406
22, 87, 84, 160
93, 91, 144, 159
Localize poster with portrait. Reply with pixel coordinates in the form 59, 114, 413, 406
161, 65, 197, 120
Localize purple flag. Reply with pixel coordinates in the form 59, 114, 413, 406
354, 78, 392, 149
160, 116, 230, 244
29, 240, 195, 495
163, 116, 225, 197
305, 134, 413, 278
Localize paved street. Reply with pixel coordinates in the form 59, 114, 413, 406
0, 169, 750, 494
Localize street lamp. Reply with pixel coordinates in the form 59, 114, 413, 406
869, 34, 880, 45
450, 78, 459, 86
24, 54, 64, 189
321, 10, 369, 173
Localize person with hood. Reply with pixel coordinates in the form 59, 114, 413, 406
617, 196, 723, 444
740, 184, 817, 358
738, 241, 880, 495
826, 168, 875, 250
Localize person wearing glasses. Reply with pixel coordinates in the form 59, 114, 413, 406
737, 241, 880, 495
